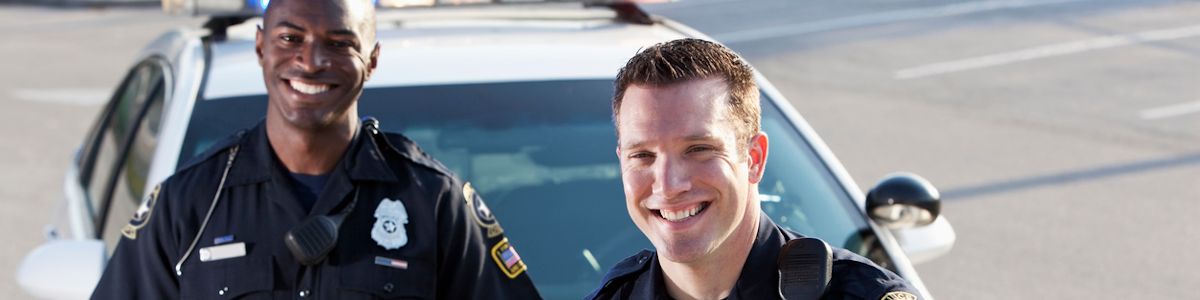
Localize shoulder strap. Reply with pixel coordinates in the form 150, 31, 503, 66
586, 250, 654, 299
361, 117, 455, 177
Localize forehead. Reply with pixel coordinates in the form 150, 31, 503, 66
265, 0, 370, 30
617, 79, 736, 143
620, 78, 729, 119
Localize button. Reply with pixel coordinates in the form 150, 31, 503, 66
218, 287, 228, 296
299, 290, 309, 298
383, 283, 394, 292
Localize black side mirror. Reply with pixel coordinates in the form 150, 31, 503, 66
865, 172, 940, 229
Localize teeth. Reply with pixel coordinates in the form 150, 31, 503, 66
289, 80, 330, 94
659, 204, 704, 222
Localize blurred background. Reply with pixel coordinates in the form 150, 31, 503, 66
1, 0, 1197, 299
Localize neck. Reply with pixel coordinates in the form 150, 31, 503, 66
265, 115, 358, 175
659, 208, 761, 300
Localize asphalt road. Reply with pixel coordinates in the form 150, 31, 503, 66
0, 5, 202, 299
651, 0, 1200, 299
1, 1, 1197, 299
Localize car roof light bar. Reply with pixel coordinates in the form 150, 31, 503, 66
165, 0, 667, 16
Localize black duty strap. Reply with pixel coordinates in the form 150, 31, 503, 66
778, 237, 833, 300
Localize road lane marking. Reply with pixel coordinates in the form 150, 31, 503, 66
942, 152, 1200, 200
10, 88, 109, 106
895, 24, 1200, 79
1139, 100, 1200, 120
713, 0, 1090, 44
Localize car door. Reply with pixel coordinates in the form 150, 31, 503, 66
75, 58, 169, 253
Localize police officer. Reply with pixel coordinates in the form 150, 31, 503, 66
90, 0, 540, 298
586, 39, 920, 300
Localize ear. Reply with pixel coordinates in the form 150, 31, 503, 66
747, 132, 769, 184
255, 25, 266, 65
364, 42, 381, 81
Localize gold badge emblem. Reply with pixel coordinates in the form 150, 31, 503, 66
121, 184, 161, 240
463, 182, 504, 238
881, 291, 918, 300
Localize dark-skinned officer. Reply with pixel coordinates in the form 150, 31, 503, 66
90, 0, 541, 298
586, 39, 919, 300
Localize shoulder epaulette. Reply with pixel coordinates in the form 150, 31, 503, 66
592, 249, 654, 296
175, 128, 248, 172
365, 128, 456, 178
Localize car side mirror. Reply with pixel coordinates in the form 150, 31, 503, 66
17, 240, 106, 299
866, 172, 940, 230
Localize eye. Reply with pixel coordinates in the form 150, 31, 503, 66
279, 34, 300, 43
686, 145, 715, 154
628, 151, 655, 160
330, 40, 355, 49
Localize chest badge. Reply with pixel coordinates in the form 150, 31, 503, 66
371, 198, 409, 250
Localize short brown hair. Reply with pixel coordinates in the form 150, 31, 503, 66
613, 38, 760, 148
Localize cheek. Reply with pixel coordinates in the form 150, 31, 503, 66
621, 169, 651, 207
697, 159, 746, 196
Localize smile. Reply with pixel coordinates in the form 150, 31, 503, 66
656, 202, 709, 222
288, 80, 333, 95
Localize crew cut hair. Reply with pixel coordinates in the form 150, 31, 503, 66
612, 38, 760, 148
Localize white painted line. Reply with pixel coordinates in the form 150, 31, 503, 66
895, 24, 1200, 79
713, 0, 1090, 44
1139, 100, 1200, 120
10, 88, 110, 105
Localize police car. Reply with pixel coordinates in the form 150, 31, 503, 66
16, 1, 956, 299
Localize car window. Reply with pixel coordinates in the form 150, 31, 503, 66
99, 82, 165, 251
82, 60, 167, 251
183, 80, 883, 299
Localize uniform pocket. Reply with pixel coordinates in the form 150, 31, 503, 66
338, 256, 432, 299
179, 257, 275, 299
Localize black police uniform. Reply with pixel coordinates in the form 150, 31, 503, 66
91, 120, 542, 299
586, 212, 920, 300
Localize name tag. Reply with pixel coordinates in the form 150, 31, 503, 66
199, 242, 246, 262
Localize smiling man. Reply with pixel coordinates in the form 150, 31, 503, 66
586, 39, 920, 300
89, 0, 540, 299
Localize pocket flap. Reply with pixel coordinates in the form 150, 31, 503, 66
339, 256, 431, 298
180, 257, 275, 299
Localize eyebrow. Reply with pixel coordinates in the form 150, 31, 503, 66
328, 29, 358, 38
276, 21, 304, 31
274, 21, 359, 39
620, 134, 721, 151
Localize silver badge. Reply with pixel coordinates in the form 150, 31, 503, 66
371, 198, 409, 250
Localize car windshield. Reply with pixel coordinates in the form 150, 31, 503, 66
183, 79, 887, 299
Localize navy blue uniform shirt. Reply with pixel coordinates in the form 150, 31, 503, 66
585, 213, 920, 300
91, 120, 542, 299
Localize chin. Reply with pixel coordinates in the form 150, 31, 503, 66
279, 106, 348, 129
653, 236, 713, 264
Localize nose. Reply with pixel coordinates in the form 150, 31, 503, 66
295, 40, 331, 73
651, 156, 691, 200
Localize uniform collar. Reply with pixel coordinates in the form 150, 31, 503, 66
637, 253, 672, 300
224, 121, 401, 187
638, 211, 783, 300
728, 212, 786, 299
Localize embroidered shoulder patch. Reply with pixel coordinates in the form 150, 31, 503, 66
881, 291, 918, 300
121, 184, 161, 240
463, 182, 504, 238
490, 238, 527, 279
